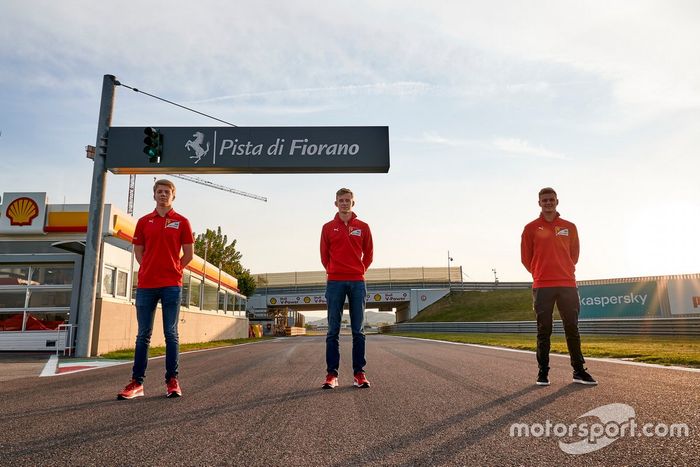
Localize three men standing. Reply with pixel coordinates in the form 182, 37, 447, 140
118, 179, 194, 400
320, 188, 373, 389
521, 187, 597, 386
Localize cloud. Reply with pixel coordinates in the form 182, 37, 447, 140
492, 138, 568, 160
397, 131, 477, 149
429, 1, 700, 122
398, 132, 568, 160
187, 82, 434, 104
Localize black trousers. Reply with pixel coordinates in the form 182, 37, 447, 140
533, 287, 585, 371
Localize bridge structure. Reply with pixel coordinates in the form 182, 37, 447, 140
247, 267, 530, 323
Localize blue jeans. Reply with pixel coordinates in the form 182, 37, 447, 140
325, 280, 367, 375
132, 286, 181, 384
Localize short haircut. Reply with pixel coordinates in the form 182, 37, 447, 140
538, 187, 557, 197
153, 179, 176, 194
336, 188, 354, 199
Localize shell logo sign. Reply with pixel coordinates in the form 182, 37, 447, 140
0, 192, 47, 234
6, 197, 39, 226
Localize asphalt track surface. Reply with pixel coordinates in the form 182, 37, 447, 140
1, 335, 698, 466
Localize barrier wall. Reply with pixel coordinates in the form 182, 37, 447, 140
93, 299, 249, 356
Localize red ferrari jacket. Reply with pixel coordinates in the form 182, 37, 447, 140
320, 212, 373, 281
521, 213, 579, 288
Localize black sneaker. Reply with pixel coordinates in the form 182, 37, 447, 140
536, 370, 550, 386
573, 368, 598, 385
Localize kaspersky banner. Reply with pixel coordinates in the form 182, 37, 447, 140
578, 282, 661, 318
105, 126, 390, 174
667, 278, 700, 316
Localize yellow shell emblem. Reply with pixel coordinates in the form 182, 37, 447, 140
270, 298, 277, 305
304, 296, 311, 303
6, 197, 39, 226
374, 294, 382, 301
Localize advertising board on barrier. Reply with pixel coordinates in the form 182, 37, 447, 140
267, 290, 410, 306
578, 282, 661, 318
666, 278, 700, 315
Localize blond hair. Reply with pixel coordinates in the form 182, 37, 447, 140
153, 179, 176, 194
336, 187, 354, 199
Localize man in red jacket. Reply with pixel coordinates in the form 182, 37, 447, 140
521, 187, 597, 386
117, 179, 194, 400
320, 188, 373, 389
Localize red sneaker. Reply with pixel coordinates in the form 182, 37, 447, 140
353, 372, 370, 388
166, 377, 182, 398
322, 373, 338, 389
117, 379, 144, 400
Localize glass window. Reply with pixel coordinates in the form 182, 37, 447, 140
103, 267, 115, 296
0, 290, 27, 308
226, 292, 235, 312
237, 296, 246, 312
181, 272, 190, 307
189, 277, 201, 308
0, 313, 25, 331
203, 283, 218, 311
116, 270, 128, 297
0, 265, 30, 285
218, 291, 226, 312
30, 264, 74, 285
131, 269, 138, 301
27, 289, 72, 308
25, 312, 68, 331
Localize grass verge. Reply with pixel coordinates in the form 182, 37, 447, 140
100, 337, 273, 360
390, 332, 700, 368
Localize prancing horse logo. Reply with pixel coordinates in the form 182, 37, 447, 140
184, 131, 210, 164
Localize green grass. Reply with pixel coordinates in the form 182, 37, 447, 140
100, 337, 272, 360
412, 290, 555, 322
390, 332, 700, 368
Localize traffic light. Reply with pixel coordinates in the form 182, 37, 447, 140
143, 127, 163, 163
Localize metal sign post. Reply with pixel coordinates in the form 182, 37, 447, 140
75, 74, 116, 357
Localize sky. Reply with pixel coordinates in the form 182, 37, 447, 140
1, 1, 699, 283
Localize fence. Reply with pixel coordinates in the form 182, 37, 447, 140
380, 317, 700, 337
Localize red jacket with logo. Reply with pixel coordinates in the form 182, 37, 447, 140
520, 213, 579, 288
320, 212, 373, 281
133, 208, 194, 288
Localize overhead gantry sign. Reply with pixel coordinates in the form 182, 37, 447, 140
105, 126, 390, 174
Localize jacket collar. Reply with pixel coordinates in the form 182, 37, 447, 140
146, 208, 177, 219
539, 211, 561, 222
334, 212, 357, 223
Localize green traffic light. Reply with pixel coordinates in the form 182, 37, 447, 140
142, 127, 162, 163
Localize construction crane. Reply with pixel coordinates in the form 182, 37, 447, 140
86, 145, 267, 214
170, 174, 267, 202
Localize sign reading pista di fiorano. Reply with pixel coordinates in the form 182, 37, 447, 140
105, 126, 389, 174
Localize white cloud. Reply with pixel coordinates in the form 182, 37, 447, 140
492, 138, 568, 160
188, 82, 433, 104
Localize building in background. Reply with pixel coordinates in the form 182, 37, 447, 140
0, 192, 248, 354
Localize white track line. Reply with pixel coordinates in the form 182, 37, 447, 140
39, 354, 59, 377
391, 335, 700, 373
43, 338, 278, 377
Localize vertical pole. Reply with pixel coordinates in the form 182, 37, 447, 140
75, 74, 117, 357
447, 250, 451, 289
